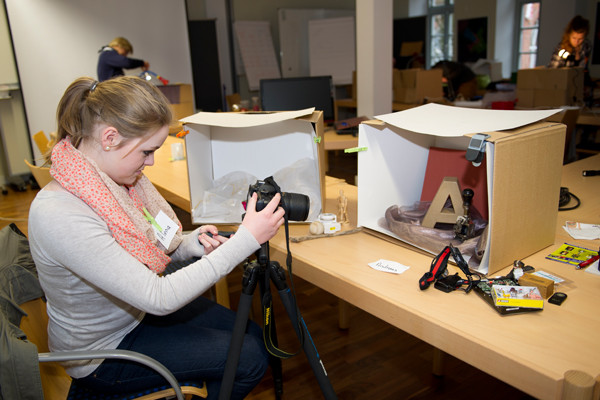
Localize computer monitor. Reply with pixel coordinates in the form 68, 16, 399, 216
260, 76, 334, 124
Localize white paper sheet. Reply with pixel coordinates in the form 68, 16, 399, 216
367, 259, 410, 274
375, 103, 562, 136
308, 16, 355, 85
181, 108, 315, 128
585, 260, 600, 276
234, 21, 281, 91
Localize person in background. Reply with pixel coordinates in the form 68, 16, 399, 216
97, 37, 150, 81
548, 15, 591, 69
28, 75, 284, 399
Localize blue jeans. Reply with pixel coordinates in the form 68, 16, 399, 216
74, 296, 269, 400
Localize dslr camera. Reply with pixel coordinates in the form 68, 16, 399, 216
247, 177, 310, 222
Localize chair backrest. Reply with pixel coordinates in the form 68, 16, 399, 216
20, 291, 209, 400
20, 298, 73, 399
33, 131, 51, 154
24, 159, 53, 188
14, 226, 208, 400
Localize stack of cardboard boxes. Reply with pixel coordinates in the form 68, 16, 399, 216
157, 84, 194, 120
516, 68, 584, 108
392, 68, 443, 104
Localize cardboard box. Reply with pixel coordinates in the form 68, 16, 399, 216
468, 59, 503, 83
516, 68, 583, 107
393, 68, 443, 103
518, 272, 555, 298
181, 109, 326, 225
357, 104, 565, 276
158, 84, 195, 120
170, 102, 194, 120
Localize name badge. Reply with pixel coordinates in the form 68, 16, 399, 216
152, 210, 178, 249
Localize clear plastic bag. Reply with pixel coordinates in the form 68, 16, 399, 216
382, 200, 488, 269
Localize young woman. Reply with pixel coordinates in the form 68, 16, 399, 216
548, 15, 591, 69
28, 76, 284, 399
97, 37, 150, 81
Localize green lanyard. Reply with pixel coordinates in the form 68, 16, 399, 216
142, 207, 162, 232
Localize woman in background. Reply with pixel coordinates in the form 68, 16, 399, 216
97, 37, 150, 81
548, 15, 591, 69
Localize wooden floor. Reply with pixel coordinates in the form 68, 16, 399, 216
1, 181, 534, 400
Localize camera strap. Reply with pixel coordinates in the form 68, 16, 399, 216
419, 246, 451, 290
419, 244, 475, 293
261, 178, 305, 359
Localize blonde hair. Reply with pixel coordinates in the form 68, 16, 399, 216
50, 76, 172, 162
109, 37, 134, 54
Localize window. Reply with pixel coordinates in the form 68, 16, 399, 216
515, 1, 541, 69
428, 0, 454, 68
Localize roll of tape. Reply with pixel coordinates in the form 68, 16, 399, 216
319, 213, 336, 221
309, 221, 324, 235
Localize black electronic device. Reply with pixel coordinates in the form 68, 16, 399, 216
548, 292, 567, 305
559, 186, 580, 211
247, 177, 310, 222
204, 231, 234, 239
260, 76, 335, 124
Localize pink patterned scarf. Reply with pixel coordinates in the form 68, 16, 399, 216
50, 137, 183, 274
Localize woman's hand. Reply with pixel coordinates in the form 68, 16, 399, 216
242, 193, 285, 244
198, 225, 228, 255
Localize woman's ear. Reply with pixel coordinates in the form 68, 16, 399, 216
101, 126, 121, 150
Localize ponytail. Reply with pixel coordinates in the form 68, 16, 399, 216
49, 76, 172, 163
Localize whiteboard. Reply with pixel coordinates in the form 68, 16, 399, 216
278, 8, 355, 78
5, 0, 193, 161
234, 21, 281, 91
308, 16, 355, 85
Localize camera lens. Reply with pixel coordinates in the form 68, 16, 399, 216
282, 192, 310, 221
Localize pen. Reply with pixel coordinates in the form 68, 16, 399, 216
582, 170, 600, 176
577, 254, 600, 269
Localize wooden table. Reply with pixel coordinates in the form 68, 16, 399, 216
323, 128, 358, 151
267, 155, 600, 400
577, 108, 600, 126
144, 135, 191, 212
147, 136, 600, 399
333, 98, 417, 122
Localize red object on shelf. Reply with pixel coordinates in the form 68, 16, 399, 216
491, 101, 514, 110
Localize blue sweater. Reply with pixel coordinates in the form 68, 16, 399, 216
97, 46, 145, 81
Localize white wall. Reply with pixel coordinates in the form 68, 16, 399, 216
537, 0, 579, 68
5, 0, 193, 161
0, 3, 17, 86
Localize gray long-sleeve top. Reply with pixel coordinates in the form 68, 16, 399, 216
28, 188, 259, 378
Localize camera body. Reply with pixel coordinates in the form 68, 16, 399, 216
247, 178, 310, 222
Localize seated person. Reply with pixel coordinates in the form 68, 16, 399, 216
432, 60, 478, 101
29, 75, 285, 399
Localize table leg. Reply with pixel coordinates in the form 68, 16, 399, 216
338, 299, 350, 330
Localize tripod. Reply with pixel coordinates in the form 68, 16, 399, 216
218, 241, 337, 400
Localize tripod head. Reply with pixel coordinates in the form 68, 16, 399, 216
255, 241, 270, 267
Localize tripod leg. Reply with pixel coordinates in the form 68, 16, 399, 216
259, 275, 284, 399
218, 265, 259, 400
269, 262, 338, 400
